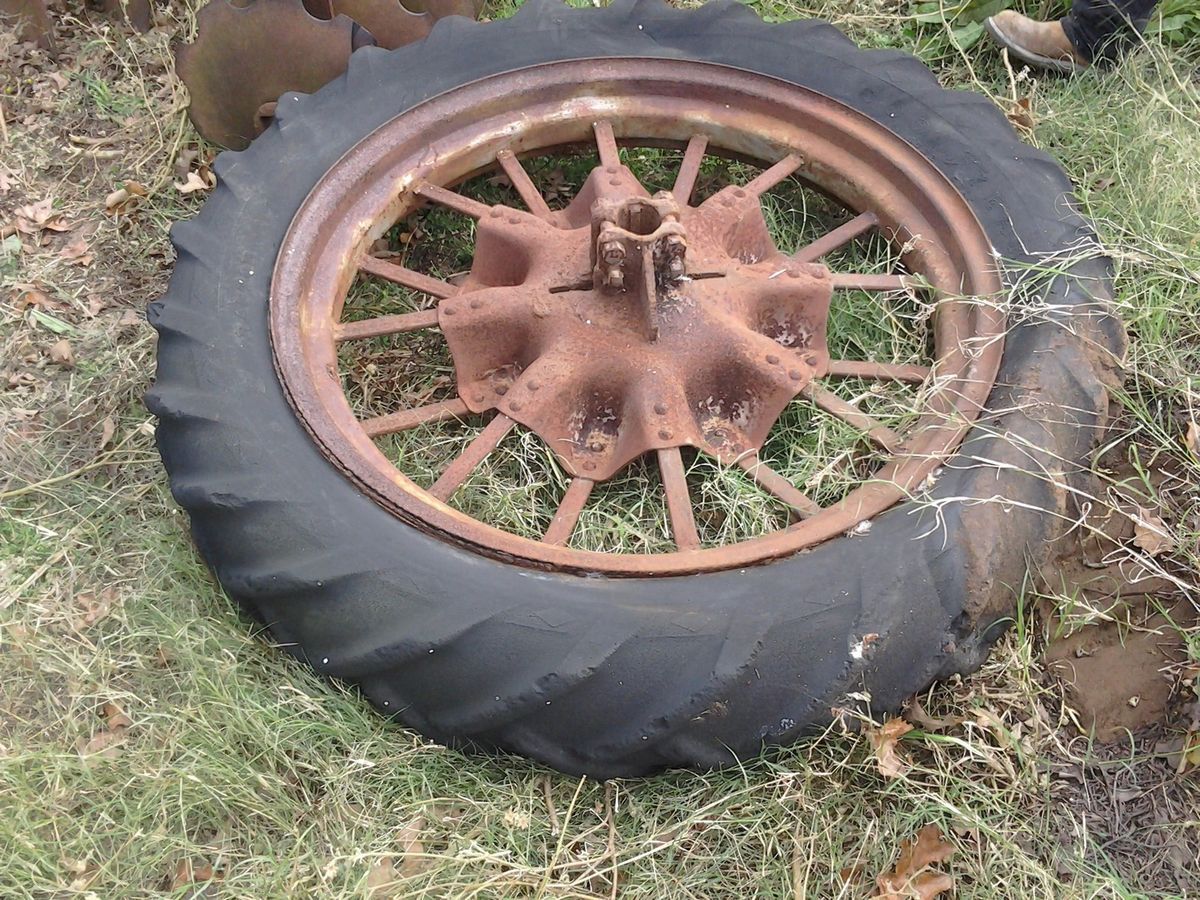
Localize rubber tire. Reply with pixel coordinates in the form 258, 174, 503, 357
148, 0, 1124, 777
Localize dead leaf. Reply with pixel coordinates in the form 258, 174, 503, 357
1007, 96, 1035, 131
1186, 421, 1198, 459
14, 198, 71, 235
74, 587, 119, 628
1091, 175, 1116, 192
97, 416, 116, 453
48, 339, 75, 368
1133, 509, 1173, 557
104, 180, 149, 216
101, 701, 132, 731
58, 237, 93, 266
874, 826, 956, 899
63, 857, 100, 891
904, 696, 962, 732
174, 169, 214, 195
365, 858, 401, 896
172, 860, 219, 889
0, 168, 13, 194
865, 716, 913, 778
396, 816, 427, 877
14, 288, 58, 312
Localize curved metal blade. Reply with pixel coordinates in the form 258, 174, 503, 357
176, 0, 366, 150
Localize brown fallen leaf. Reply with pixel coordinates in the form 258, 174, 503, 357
904, 696, 962, 732
14, 198, 71, 236
1186, 421, 1198, 459
396, 816, 427, 877
365, 816, 428, 895
58, 236, 93, 266
74, 587, 119, 629
172, 859, 219, 889
874, 825, 956, 899
865, 716, 913, 778
101, 700, 133, 731
1091, 175, 1116, 192
1007, 95, 1035, 131
48, 339, 75, 368
1133, 508, 1173, 557
104, 180, 149, 216
365, 858, 401, 896
174, 169, 214, 195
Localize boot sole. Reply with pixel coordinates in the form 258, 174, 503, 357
984, 17, 1086, 75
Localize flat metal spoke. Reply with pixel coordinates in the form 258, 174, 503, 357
542, 477, 594, 546
672, 134, 709, 205
736, 454, 821, 519
335, 309, 439, 342
657, 447, 700, 551
413, 181, 491, 220
496, 149, 554, 220
793, 211, 879, 263
743, 153, 803, 196
593, 120, 620, 170
359, 255, 458, 298
360, 398, 470, 438
802, 385, 902, 453
825, 360, 931, 384
428, 414, 516, 502
830, 273, 912, 292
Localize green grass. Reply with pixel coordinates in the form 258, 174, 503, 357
1, 0, 1198, 896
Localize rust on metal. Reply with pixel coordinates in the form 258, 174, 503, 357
176, 0, 366, 150
359, 397, 468, 438
269, 59, 1006, 575
303, 0, 476, 49
542, 477, 595, 546
177, 0, 480, 149
433, 172, 833, 480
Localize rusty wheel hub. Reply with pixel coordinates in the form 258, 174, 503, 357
442, 149, 833, 481
270, 59, 1006, 575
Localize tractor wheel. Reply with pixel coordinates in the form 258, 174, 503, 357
148, 0, 1123, 777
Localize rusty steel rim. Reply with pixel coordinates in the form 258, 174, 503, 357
270, 58, 1005, 576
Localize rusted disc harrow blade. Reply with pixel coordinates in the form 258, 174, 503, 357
176, 0, 481, 149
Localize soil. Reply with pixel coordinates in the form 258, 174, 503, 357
1045, 606, 1195, 740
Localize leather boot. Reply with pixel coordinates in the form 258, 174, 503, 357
985, 10, 1089, 74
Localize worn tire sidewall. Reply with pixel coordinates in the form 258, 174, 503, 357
148, 0, 1122, 776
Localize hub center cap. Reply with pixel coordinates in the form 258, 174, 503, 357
439, 156, 834, 479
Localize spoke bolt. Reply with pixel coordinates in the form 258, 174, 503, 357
805, 354, 820, 367
443, 306, 456, 316
653, 403, 667, 415
527, 380, 540, 391
495, 385, 508, 396
490, 208, 503, 218
582, 461, 596, 471
766, 353, 779, 364
658, 429, 672, 440
473, 392, 486, 403
508, 215, 521, 225
470, 299, 482, 309
787, 268, 801, 278
509, 401, 522, 411
789, 369, 803, 381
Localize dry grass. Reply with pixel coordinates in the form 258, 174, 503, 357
1, 0, 1198, 896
